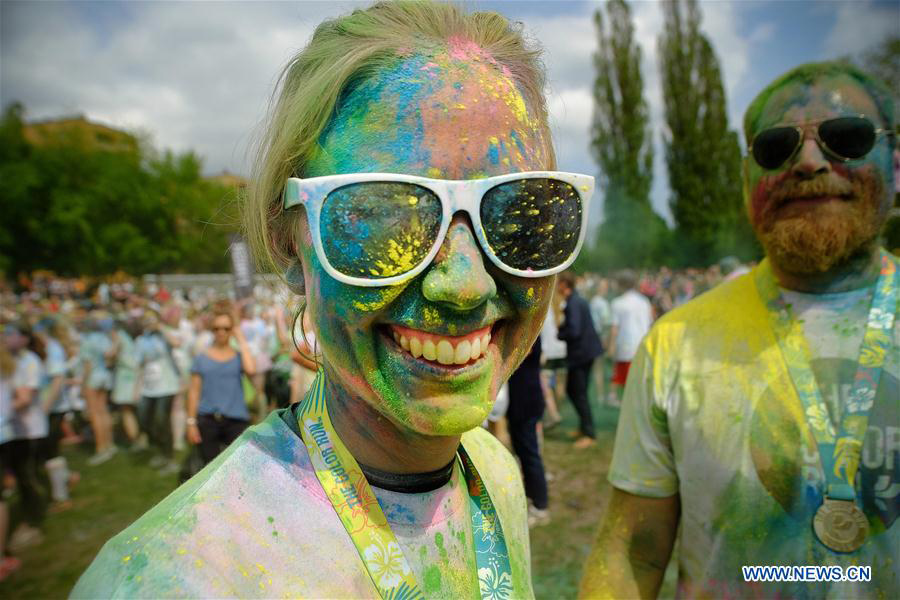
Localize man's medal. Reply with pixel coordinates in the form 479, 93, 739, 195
813, 497, 869, 553
755, 251, 897, 553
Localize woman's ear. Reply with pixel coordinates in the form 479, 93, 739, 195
285, 258, 306, 296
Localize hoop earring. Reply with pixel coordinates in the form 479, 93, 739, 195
285, 259, 306, 296
291, 302, 320, 370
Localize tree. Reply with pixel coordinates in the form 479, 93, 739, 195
657, 0, 756, 265
589, 0, 667, 269
0, 103, 235, 278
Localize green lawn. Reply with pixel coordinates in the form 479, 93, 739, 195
2, 389, 677, 599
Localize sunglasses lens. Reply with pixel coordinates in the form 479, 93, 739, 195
481, 178, 582, 272
753, 126, 800, 169
320, 182, 442, 279
819, 117, 876, 160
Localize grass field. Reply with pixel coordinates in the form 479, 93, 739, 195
2, 389, 677, 599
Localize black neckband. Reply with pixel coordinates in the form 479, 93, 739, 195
284, 403, 457, 494
359, 456, 457, 494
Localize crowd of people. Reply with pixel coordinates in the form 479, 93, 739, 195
0, 278, 320, 581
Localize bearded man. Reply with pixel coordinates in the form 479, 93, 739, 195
580, 62, 899, 598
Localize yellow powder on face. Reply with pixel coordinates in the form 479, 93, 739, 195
352, 286, 406, 312
527, 287, 534, 299
427, 167, 443, 178
422, 306, 442, 328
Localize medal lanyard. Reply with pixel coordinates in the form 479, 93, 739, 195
297, 371, 513, 600
755, 251, 897, 502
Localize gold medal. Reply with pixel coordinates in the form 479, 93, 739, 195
813, 498, 869, 553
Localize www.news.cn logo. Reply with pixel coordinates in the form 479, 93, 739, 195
742, 565, 872, 583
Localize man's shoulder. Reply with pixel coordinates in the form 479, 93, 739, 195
566, 291, 587, 309
648, 271, 762, 347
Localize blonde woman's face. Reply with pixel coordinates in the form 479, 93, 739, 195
298, 40, 555, 436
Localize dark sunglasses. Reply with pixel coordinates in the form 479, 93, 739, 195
283, 172, 594, 287
212, 326, 232, 332
750, 116, 894, 170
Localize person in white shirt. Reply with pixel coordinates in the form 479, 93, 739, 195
240, 303, 273, 420
539, 305, 565, 427
34, 317, 76, 506
608, 270, 653, 404
588, 278, 613, 404
1, 323, 48, 551
134, 311, 182, 475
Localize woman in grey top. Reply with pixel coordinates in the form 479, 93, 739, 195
186, 305, 255, 466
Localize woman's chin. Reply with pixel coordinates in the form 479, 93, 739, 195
402, 399, 494, 437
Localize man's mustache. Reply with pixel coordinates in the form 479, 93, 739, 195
765, 175, 855, 212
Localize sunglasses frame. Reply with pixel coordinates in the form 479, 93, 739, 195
749, 115, 895, 170
284, 171, 595, 287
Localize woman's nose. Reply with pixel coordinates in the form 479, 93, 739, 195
421, 215, 497, 311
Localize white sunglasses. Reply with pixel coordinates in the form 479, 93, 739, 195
284, 171, 595, 287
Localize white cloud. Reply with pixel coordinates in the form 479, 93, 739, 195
824, 0, 898, 58
524, 11, 596, 172
1, 1, 359, 174
748, 21, 776, 45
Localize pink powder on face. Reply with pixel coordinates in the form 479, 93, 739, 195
750, 171, 790, 226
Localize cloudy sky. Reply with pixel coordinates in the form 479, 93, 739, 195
2, 0, 897, 227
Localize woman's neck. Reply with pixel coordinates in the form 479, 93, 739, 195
772, 245, 882, 294
324, 374, 461, 475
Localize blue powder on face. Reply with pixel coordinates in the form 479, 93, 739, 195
509, 129, 526, 155
487, 143, 500, 166
311, 54, 440, 174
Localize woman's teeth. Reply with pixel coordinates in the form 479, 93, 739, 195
391, 328, 491, 365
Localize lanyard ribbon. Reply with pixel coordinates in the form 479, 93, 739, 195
297, 371, 513, 599
755, 251, 897, 501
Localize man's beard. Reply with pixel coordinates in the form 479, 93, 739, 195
752, 173, 884, 275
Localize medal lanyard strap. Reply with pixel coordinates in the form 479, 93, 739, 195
755, 251, 897, 501
296, 371, 513, 600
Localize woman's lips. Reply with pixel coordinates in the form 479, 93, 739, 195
387, 324, 492, 366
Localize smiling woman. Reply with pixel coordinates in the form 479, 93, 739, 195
71, 2, 593, 598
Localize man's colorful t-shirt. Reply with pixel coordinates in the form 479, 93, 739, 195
609, 259, 899, 599
72, 410, 533, 598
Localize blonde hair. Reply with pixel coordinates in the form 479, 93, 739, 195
244, 0, 555, 275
